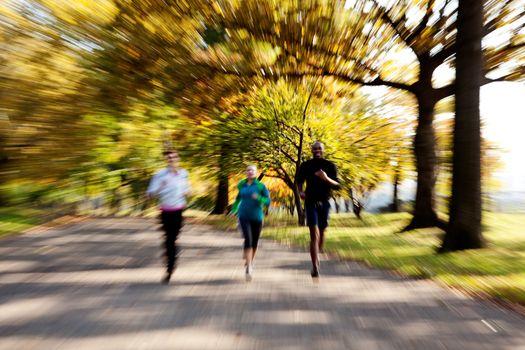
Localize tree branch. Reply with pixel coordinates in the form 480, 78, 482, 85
435, 83, 455, 100
279, 148, 297, 164
371, 1, 410, 44
484, 0, 517, 36
299, 59, 415, 92
276, 163, 294, 187
350, 122, 394, 146
482, 67, 525, 84
432, 43, 456, 67
492, 41, 525, 57
405, 0, 435, 45
191, 51, 415, 93
279, 45, 381, 84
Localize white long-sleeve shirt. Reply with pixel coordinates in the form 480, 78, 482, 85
146, 167, 190, 211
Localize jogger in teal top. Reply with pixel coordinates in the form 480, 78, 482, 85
231, 165, 270, 280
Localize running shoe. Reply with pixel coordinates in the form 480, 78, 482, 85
245, 264, 253, 281
311, 264, 320, 278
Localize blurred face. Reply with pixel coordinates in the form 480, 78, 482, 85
165, 152, 179, 167
311, 143, 324, 159
246, 165, 257, 180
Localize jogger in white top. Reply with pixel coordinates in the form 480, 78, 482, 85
147, 150, 191, 284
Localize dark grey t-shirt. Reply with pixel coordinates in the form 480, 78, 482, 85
297, 158, 339, 203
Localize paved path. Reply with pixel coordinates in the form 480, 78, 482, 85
0, 217, 524, 350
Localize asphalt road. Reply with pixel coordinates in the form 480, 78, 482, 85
0, 217, 524, 349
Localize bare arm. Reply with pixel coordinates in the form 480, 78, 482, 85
315, 170, 340, 188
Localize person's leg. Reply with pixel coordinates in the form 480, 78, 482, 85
309, 225, 320, 274
250, 220, 262, 262
245, 248, 253, 267
319, 229, 325, 253
239, 218, 253, 269
318, 201, 330, 253
172, 210, 183, 268
161, 211, 175, 282
306, 203, 320, 276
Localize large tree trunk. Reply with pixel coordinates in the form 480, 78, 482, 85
403, 70, 445, 231
440, 0, 484, 252
212, 146, 230, 215
211, 172, 229, 214
409, 100, 438, 228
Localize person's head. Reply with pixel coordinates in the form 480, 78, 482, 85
311, 141, 324, 159
163, 150, 179, 167
246, 165, 257, 180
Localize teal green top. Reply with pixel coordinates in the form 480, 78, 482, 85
231, 179, 270, 222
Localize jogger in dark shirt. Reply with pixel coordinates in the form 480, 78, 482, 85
297, 142, 340, 277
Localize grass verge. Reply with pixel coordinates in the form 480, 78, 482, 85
0, 206, 49, 238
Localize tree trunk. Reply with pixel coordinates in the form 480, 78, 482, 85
211, 172, 229, 214
344, 199, 350, 213
353, 203, 363, 219
440, 0, 484, 252
403, 85, 444, 230
349, 188, 362, 219
292, 185, 305, 226
333, 196, 340, 213
391, 168, 400, 212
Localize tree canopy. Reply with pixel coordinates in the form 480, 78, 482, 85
1, 0, 523, 249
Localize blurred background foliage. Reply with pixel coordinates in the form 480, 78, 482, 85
0, 0, 524, 245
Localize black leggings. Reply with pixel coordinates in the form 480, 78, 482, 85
239, 218, 262, 249
161, 210, 183, 273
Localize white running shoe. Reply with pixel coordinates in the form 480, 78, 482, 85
245, 264, 253, 281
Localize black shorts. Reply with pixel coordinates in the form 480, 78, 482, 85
305, 200, 330, 230
239, 218, 262, 249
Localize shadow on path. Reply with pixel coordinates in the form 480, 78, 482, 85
0, 217, 524, 350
